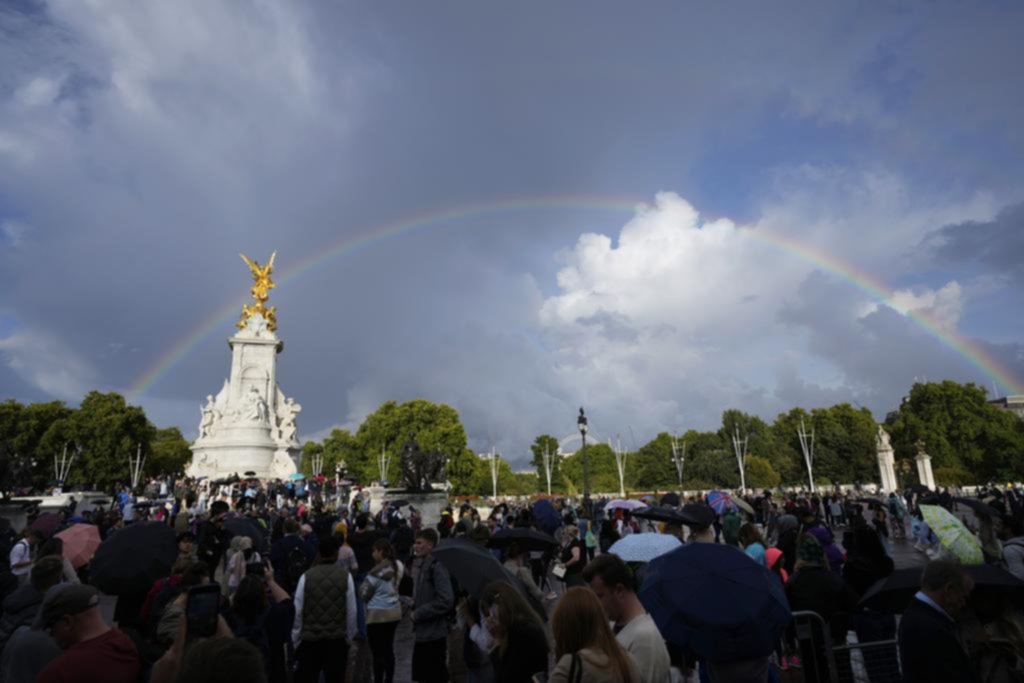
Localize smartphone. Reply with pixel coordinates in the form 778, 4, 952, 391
185, 584, 221, 640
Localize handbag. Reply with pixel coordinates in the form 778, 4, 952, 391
552, 563, 567, 579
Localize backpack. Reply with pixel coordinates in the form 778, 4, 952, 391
284, 545, 310, 593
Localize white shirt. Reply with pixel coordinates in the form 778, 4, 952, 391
616, 613, 671, 683
8, 540, 31, 577
291, 571, 357, 647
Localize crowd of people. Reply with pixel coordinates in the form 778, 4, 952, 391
1, 474, 1023, 683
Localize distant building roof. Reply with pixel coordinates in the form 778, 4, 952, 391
990, 395, 1024, 419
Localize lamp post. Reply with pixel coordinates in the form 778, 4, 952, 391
578, 407, 590, 517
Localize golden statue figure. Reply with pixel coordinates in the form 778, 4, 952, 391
237, 251, 278, 331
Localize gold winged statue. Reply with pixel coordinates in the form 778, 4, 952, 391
237, 251, 278, 331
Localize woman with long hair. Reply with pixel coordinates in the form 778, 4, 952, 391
550, 587, 640, 683
737, 523, 766, 567
479, 581, 549, 683
226, 567, 294, 683
359, 538, 402, 683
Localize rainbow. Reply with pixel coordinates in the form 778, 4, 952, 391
128, 195, 1023, 399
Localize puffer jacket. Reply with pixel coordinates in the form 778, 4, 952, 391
359, 560, 402, 623
0, 584, 44, 655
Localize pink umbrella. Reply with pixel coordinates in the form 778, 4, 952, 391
55, 524, 102, 568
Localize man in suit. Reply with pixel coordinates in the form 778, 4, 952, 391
898, 559, 978, 683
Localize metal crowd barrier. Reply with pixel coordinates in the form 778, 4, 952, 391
790, 610, 902, 683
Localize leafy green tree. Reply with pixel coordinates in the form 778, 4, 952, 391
530, 435, 563, 493
447, 448, 481, 496
70, 392, 156, 491
745, 455, 781, 488
681, 430, 739, 489
150, 427, 192, 477
353, 399, 469, 487
633, 433, 684, 491
561, 443, 629, 494
887, 381, 1024, 484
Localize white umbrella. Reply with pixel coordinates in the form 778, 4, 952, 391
609, 533, 682, 563
606, 499, 647, 511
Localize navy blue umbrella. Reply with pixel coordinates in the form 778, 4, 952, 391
639, 543, 791, 663
531, 499, 562, 536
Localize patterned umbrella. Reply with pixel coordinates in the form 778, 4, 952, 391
706, 491, 738, 515
920, 504, 983, 564
55, 524, 102, 568
609, 533, 681, 563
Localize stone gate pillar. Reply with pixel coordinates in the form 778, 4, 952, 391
914, 439, 936, 490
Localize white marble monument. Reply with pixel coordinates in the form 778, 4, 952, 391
914, 439, 936, 491
187, 253, 301, 480
875, 426, 899, 493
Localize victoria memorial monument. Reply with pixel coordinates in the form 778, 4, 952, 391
187, 252, 301, 479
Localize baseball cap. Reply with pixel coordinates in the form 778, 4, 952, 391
34, 584, 99, 629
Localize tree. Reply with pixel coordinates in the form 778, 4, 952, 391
745, 455, 781, 489
150, 427, 192, 477
561, 443, 628, 494
887, 381, 1024, 484
529, 435, 563, 493
353, 399, 469, 487
633, 433, 683, 491
681, 430, 739, 490
70, 392, 156, 491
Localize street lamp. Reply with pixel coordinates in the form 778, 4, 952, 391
578, 407, 590, 517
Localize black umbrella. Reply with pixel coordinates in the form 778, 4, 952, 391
659, 492, 681, 507
386, 499, 410, 508
225, 516, 266, 552
90, 521, 178, 596
434, 538, 518, 599
860, 564, 1024, 614
487, 528, 558, 553
680, 503, 717, 528
633, 506, 690, 525
953, 497, 1000, 518
909, 484, 931, 495
244, 471, 257, 477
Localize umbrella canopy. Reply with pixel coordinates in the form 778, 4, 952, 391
30, 513, 61, 538
487, 528, 558, 553
861, 564, 1024, 614
609, 533, 681, 563
90, 521, 178, 596
243, 471, 257, 477
386, 499, 411, 508
634, 506, 690, 525
288, 473, 306, 481
680, 503, 717, 528
434, 538, 518, 599
531, 499, 562, 535
954, 497, 1001, 519
55, 524, 101, 568
920, 504, 983, 564
606, 499, 646, 512
640, 543, 791, 662
732, 497, 755, 516
224, 516, 265, 552
706, 491, 738, 515
659, 492, 681, 507
909, 483, 931, 495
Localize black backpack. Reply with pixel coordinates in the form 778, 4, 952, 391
284, 546, 310, 593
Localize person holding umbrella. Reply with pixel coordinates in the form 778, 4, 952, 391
897, 560, 978, 683
582, 554, 670, 683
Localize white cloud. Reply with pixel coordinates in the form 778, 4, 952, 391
889, 281, 964, 332
0, 329, 97, 400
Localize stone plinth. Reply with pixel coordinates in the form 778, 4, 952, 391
187, 313, 301, 480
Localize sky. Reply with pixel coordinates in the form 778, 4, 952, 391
1, 1, 1023, 468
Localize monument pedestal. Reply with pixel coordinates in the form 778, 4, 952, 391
187, 312, 301, 480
